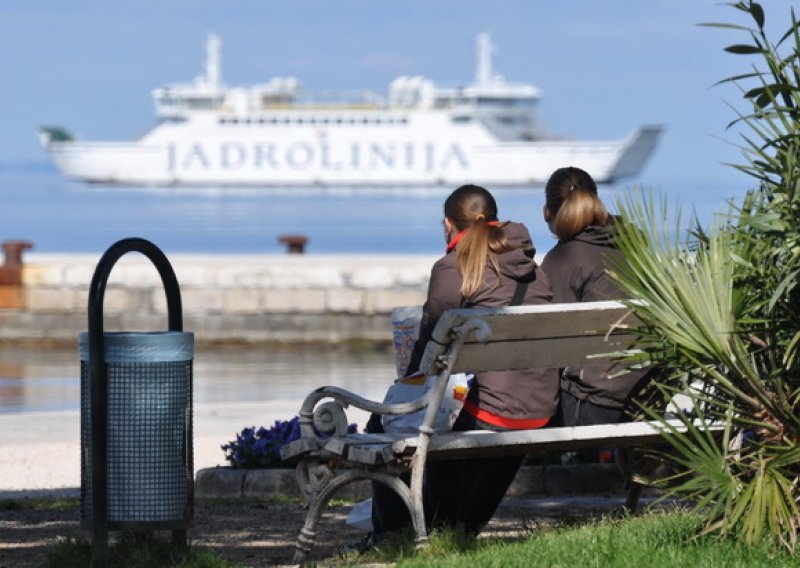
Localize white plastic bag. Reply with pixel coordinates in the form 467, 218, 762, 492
381, 372, 471, 433
386, 306, 471, 433
346, 497, 374, 532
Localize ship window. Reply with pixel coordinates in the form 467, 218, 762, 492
187, 97, 218, 110
452, 116, 471, 124
230, 118, 239, 125
400, 117, 409, 125
478, 97, 517, 106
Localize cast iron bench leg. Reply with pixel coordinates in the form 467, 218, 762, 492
291, 470, 419, 564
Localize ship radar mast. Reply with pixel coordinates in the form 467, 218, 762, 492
475, 32, 494, 87
204, 33, 222, 89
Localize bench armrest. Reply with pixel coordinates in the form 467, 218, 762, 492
284, 381, 442, 457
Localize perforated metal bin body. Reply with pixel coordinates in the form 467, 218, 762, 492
80, 331, 194, 529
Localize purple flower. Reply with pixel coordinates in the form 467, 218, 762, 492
221, 415, 360, 469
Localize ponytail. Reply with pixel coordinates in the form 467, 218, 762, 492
456, 220, 509, 297
544, 166, 608, 241
551, 188, 608, 241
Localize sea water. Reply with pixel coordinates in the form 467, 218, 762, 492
0, 167, 750, 414
0, 168, 748, 257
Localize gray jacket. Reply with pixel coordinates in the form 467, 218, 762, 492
407, 222, 558, 421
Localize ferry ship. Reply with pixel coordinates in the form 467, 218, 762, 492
38, 33, 662, 187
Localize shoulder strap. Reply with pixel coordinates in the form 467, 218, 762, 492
462, 279, 530, 308
510, 281, 528, 306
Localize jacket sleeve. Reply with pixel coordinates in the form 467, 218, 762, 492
405, 259, 463, 376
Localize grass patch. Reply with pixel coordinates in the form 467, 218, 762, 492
350, 509, 797, 567
0, 497, 79, 511
45, 534, 237, 568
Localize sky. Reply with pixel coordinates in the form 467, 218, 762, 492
0, 0, 796, 187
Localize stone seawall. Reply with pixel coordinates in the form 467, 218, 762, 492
0, 253, 436, 344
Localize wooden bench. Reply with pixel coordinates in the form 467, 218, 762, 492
281, 300, 711, 563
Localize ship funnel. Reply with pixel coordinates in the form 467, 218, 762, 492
205, 33, 222, 88
475, 32, 494, 87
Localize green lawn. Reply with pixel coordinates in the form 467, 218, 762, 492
362, 508, 797, 568
40, 504, 797, 567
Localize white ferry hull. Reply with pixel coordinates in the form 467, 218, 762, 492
43, 126, 661, 186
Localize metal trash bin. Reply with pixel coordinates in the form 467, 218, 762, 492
80, 237, 193, 564
80, 331, 193, 525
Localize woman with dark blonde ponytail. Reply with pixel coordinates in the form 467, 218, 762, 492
541, 166, 653, 426
368, 184, 557, 544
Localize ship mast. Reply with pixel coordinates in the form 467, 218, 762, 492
205, 33, 221, 88
475, 32, 494, 87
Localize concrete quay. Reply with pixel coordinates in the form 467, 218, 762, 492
1, 253, 436, 344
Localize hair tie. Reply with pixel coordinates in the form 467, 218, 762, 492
475, 214, 486, 221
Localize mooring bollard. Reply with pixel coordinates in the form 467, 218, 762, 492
278, 234, 308, 254
80, 238, 194, 566
0, 240, 33, 285
0, 240, 33, 309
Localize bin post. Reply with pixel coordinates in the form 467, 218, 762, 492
83, 238, 192, 566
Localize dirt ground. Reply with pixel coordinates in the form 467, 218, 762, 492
0, 495, 626, 567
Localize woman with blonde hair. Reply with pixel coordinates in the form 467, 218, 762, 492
369, 184, 557, 541
541, 166, 652, 426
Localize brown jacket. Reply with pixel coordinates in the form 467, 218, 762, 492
407, 222, 558, 421
541, 221, 652, 409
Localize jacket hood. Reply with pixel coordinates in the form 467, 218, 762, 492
571, 217, 621, 248
494, 221, 538, 281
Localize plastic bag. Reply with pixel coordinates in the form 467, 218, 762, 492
390, 306, 423, 378
381, 372, 471, 433
346, 497, 374, 532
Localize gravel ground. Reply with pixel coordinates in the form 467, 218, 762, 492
0, 495, 631, 567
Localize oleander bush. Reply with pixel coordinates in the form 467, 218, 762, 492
612, 0, 800, 553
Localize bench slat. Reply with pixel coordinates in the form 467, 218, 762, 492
392, 421, 720, 460
281, 437, 321, 460
436, 302, 636, 342
420, 301, 638, 375
449, 334, 637, 373
323, 432, 414, 457
290, 421, 723, 465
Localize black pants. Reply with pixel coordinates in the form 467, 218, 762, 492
369, 411, 525, 537
554, 389, 626, 427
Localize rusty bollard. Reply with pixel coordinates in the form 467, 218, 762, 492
278, 235, 308, 254
0, 240, 33, 308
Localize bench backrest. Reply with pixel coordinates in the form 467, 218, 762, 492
417, 300, 640, 376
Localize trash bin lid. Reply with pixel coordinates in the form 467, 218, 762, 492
79, 331, 194, 363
